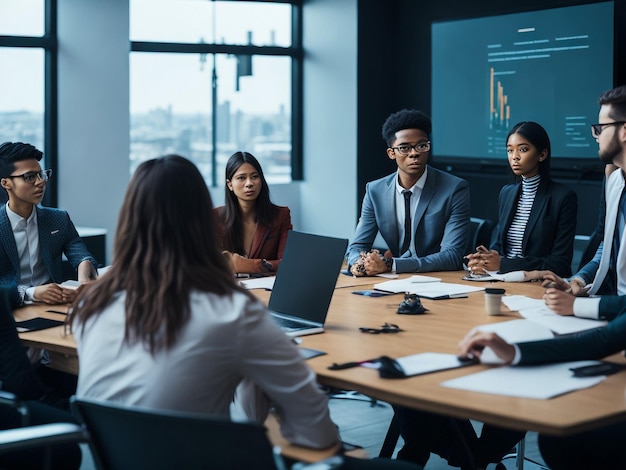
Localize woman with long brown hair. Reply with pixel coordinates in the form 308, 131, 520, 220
69, 155, 338, 449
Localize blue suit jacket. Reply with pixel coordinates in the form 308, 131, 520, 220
0, 204, 96, 305
491, 177, 577, 277
347, 166, 471, 273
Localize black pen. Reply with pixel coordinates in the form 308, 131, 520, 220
46, 309, 69, 315
431, 294, 469, 300
328, 359, 377, 370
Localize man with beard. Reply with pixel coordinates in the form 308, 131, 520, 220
527, 85, 626, 322
394, 87, 626, 470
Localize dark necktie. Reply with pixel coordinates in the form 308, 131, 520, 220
400, 190, 412, 255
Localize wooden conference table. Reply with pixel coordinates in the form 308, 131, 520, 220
14, 271, 626, 454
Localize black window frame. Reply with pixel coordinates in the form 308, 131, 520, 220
130, 0, 303, 185
0, 0, 58, 207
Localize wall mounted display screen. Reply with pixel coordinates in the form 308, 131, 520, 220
431, 2, 614, 167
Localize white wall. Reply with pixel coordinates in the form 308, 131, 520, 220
57, 0, 130, 263
55, 0, 358, 262
301, 0, 358, 240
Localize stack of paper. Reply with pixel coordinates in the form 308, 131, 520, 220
239, 277, 276, 290
373, 276, 483, 299
502, 295, 607, 335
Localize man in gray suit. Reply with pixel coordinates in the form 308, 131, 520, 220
0, 142, 96, 306
347, 109, 470, 275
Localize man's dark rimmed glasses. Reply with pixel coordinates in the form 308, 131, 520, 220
390, 141, 431, 156
359, 322, 402, 334
4, 169, 52, 185
591, 121, 626, 138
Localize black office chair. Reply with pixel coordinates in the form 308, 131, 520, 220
70, 397, 286, 470
0, 399, 86, 470
467, 217, 494, 254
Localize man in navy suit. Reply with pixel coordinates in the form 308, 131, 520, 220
0, 142, 96, 306
347, 109, 470, 275
458, 313, 626, 470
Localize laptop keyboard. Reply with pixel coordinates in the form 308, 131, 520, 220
272, 316, 307, 330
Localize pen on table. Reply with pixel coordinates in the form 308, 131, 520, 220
328, 358, 378, 370
433, 294, 469, 300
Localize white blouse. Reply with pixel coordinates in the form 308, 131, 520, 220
75, 290, 339, 449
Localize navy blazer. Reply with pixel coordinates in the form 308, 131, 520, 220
491, 177, 577, 277
0, 205, 96, 305
347, 166, 471, 273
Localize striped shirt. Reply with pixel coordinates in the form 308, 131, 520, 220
506, 174, 540, 259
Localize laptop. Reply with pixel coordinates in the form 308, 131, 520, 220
268, 230, 348, 337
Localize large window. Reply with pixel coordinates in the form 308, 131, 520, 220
130, 0, 302, 185
0, 0, 56, 205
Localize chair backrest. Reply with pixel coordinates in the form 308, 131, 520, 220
71, 397, 281, 470
467, 217, 494, 254
0, 287, 45, 399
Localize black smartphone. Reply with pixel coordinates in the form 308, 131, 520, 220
570, 362, 624, 377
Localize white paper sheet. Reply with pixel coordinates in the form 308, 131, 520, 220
407, 282, 484, 299
502, 295, 607, 335
469, 319, 554, 364
395, 352, 474, 376
373, 275, 442, 293
442, 360, 605, 399
97, 265, 111, 276
60, 280, 80, 289
373, 278, 483, 299
517, 305, 607, 335
239, 276, 276, 290
502, 295, 544, 311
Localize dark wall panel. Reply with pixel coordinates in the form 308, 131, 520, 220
356, 0, 625, 236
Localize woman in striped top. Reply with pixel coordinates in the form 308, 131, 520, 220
466, 121, 577, 277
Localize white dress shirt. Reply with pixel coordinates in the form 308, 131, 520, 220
75, 290, 339, 449
6, 203, 49, 300
573, 170, 626, 319
390, 168, 428, 272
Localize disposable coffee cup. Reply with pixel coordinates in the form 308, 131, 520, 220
484, 288, 505, 315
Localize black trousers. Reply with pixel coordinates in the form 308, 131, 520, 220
539, 422, 626, 470
393, 406, 525, 468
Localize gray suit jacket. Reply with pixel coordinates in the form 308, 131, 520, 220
0, 204, 96, 305
347, 166, 471, 273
